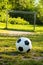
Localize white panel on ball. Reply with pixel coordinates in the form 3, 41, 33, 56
16, 37, 32, 53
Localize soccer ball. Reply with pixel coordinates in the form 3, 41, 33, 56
16, 37, 32, 53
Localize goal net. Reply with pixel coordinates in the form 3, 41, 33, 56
6, 10, 36, 31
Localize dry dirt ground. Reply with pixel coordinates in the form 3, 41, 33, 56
0, 30, 43, 36
0, 30, 35, 36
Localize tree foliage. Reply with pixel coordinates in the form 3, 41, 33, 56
0, 0, 43, 25
35, 0, 43, 24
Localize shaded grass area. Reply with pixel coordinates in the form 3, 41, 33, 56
0, 34, 43, 65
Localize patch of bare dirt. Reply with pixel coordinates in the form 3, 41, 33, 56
22, 56, 43, 61
0, 30, 35, 36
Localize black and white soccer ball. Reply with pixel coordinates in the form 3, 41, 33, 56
16, 37, 32, 53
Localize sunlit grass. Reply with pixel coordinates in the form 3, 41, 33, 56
0, 22, 43, 32
35, 25, 43, 32
0, 34, 43, 65
0, 22, 43, 65
0, 22, 6, 28
8, 24, 33, 31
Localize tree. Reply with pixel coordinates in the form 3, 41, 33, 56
14, 0, 34, 11
35, 0, 43, 25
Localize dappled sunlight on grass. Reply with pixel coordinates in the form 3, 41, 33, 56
8, 24, 33, 31
0, 33, 43, 65
0, 22, 43, 32
35, 25, 43, 32
0, 47, 16, 52
0, 22, 6, 28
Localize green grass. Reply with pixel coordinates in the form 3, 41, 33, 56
0, 34, 43, 65
0, 22, 43, 32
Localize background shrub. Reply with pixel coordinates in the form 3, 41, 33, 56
8, 17, 29, 25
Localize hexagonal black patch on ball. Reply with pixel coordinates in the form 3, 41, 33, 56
27, 49, 30, 53
17, 39, 21, 43
18, 47, 23, 51
25, 40, 29, 45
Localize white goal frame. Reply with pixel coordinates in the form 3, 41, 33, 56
6, 10, 37, 31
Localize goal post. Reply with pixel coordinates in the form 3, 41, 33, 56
6, 10, 36, 31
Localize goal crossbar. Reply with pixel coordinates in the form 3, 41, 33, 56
8, 10, 36, 14
6, 10, 37, 31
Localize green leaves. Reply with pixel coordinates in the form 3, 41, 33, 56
0, 0, 43, 25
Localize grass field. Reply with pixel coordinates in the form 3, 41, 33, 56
0, 22, 43, 32
0, 33, 43, 65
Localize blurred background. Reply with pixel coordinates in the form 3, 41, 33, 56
0, 0, 43, 31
